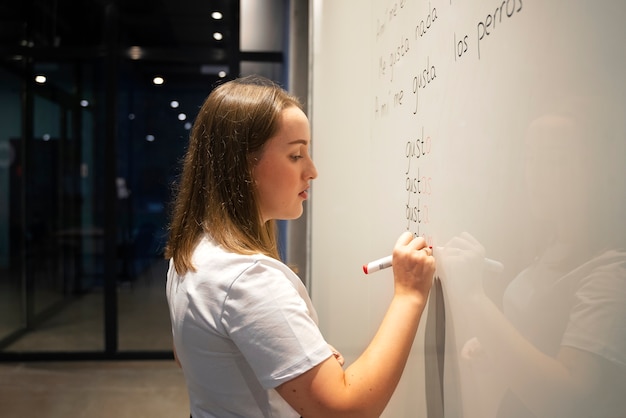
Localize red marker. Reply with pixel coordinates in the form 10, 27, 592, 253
362, 255, 393, 274
362, 247, 432, 274
362, 248, 503, 274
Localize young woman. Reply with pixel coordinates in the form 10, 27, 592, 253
165, 75, 435, 418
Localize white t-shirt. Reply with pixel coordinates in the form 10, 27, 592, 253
504, 249, 626, 366
500, 249, 626, 417
166, 236, 332, 418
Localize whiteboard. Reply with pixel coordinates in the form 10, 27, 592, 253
309, 1, 626, 417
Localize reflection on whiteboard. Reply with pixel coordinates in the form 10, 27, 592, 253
310, 1, 626, 417
439, 100, 626, 417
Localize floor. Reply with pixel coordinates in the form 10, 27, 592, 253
0, 360, 189, 418
0, 260, 190, 417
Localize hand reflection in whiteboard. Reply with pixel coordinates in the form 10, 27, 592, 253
439, 99, 626, 418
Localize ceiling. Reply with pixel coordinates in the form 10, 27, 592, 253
0, 0, 284, 83
0, 0, 234, 53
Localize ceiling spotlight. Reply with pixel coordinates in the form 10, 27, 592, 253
128, 46, 143, 60
170, 100, 179, 108
213, 32, 223, 41
153, 76, 165, 85
35, 75, 47, 84
211, 11, 223, 20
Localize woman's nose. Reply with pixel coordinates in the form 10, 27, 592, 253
308, 158, 318, 180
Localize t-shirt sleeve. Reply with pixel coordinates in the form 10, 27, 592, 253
562, 258, 626, 368
221, 259, 333, 389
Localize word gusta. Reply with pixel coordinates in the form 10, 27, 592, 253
384, 34, 410, 83
374, 56, 437, 117
413, 56, 437, 114
406, 199, 431, 231
404, 128, 433, 233
454, 0, 524, 60
405, 127, 432, 174
406, 168, 433, 196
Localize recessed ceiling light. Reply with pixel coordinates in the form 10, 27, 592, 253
128, 46, 143, 60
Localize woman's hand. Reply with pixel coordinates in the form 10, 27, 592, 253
438, 231, 488, 299
275, 233, 436, 417
391, 231, 436, 301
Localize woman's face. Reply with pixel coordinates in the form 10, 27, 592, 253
253, 106, 318, 222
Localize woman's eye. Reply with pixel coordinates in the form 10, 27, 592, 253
291, 155, 303, 161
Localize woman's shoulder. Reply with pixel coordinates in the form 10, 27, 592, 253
581, 248, 626, 275
191, 235, 295, 281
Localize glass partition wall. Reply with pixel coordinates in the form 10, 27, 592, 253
0, 55, 176, 358
0, 53, 215, 358
0, 67, 23, 349
0, 40, 238, 357
0, 60, 107, 355
0, 0, 288, 361
0, 0, 290, 360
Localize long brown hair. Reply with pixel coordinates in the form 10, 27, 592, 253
165, 75, 302, 275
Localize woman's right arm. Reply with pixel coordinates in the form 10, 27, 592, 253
275, 232, 435, 418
